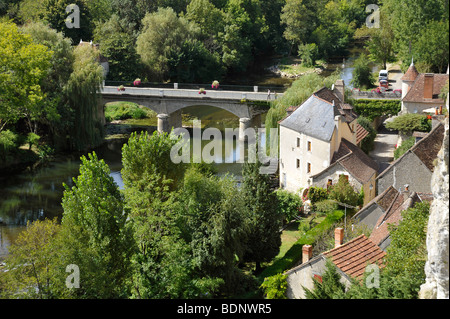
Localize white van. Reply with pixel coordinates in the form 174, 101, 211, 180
378, 70, 388, 81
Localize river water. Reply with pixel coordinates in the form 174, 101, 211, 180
0, 47, 373, 259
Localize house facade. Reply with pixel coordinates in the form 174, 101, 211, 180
311, 138, 378, 205
285, 228, 386, 299
279, 82, 359, 194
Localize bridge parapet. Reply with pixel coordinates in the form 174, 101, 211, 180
101, 86, 281, 102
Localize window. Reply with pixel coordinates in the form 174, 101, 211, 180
307, 141, 311, 152
327, 179, 333, 189
339, 174, 349, 181
307, 162, 311, 173
296, 159, 300, 169
296, 137, 300, 147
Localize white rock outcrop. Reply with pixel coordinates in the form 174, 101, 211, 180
419, 117, 449, 299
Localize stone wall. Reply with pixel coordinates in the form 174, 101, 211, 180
419, 116, 449, 299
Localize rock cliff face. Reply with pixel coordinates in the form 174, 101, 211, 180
419, 117, 449, 299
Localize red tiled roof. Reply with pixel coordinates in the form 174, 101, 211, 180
356, 124, 369, 144
369, 193, 420, 247
323, 235, 386, 279
401, 63, 419, 82
403, 73, 448, 103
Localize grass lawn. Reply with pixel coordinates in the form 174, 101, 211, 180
277, 56, 326, 77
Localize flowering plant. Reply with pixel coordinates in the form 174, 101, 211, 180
118, 85, 125, 91
211, 80, 219, 89
133, 78, 141, 86
198, 88, 206, 94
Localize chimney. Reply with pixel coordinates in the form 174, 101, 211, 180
424, 73, 434, 99
334, 79, 345, 103
334, 228, 344, 248
302, 244, 313, 263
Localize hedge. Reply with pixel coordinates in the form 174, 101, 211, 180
350, 99, 401, 121
259, 210, 345, 280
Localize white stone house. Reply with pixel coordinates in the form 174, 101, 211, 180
278, 82, 361, 195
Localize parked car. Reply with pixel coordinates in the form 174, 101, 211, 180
378, 69, 388, 81
379, 79, 389, 90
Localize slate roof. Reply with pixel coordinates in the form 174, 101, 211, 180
403, 73, 448, 103
279, 87, 358, 142
323, 235, 386, 279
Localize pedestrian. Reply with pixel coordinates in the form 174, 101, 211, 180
267, 89, 271, 100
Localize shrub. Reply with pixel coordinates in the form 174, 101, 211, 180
350, 99, 401, 121
314, 199, 339, 214
105, 102, 153, 122
357, 116, 377, 154
394, 136, 416, 159
260, 273, 287, 299
308, 187, 328, 204
351, 54, 375, 89
298, 43, 319, 68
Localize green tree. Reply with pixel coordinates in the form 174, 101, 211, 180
65, 44, 105, 151
280, 0, 315, 55
0, 218, 61, 299
351, 53, 374, 89
275, 189, 303, 224
357, 116, 377, 154
303, 259, 346, 299
328, 175, 360, 208
178, 168, 249, 295
20, 21, 75, 148
136, 7, 199, 81
414, 20, 449, 73
298, 43, 319, 67
385, 113, 431, 135
241, 160, 282, 272
60, 152, 135, 298
40, 0, 94, 44
93, 14, 142, 81
0, 21, 52, 133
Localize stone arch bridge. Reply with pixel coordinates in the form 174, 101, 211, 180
100, 86, 281, 139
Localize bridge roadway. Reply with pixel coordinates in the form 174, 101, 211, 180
100, 85, 282, 139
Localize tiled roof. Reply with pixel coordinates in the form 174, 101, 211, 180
323, 235, 386, 279
369, 192, 420, 247
403, 73, 448, 103
356, 124, 369, 144
329, 139, 379, 183
401, 63, 419, 82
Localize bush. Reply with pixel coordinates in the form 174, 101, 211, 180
314, 199, 339, 214
394, 136, 416, 159
260, 273, 287, 299
105, 102, 153, 122
308, 187, 328, 204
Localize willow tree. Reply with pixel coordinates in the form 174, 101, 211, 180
65, 44, 104, 151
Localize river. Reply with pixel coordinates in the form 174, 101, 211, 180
0, 46, 373, 259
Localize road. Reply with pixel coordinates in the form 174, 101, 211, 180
369, 125, 399, 174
